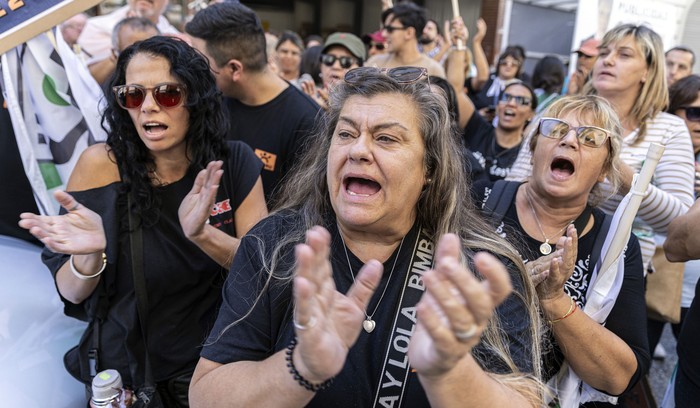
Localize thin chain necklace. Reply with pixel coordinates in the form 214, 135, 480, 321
524, 188, 573, 255
338, 229, 405, 333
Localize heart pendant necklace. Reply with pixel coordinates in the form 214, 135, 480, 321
339, 228, 405, 333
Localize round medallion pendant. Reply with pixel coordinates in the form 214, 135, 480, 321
539, 242, 552, 255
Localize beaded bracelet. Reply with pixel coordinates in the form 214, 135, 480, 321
285, 337, 333, 392
70, 252, 107, 280
549, 296, 577, 324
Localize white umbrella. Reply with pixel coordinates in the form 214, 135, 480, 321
552, 143, 665, 407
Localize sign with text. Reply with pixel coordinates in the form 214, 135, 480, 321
608, 0, 685, 48
0, 0, 102, 55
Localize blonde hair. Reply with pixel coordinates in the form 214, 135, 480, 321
584, 24, 668, 143
529, 95, 624, 205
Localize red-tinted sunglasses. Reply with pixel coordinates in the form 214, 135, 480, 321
112, 83, 186, 110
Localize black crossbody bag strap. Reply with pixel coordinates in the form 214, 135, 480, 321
127, 193, 156, 393
372, 228, 434, 408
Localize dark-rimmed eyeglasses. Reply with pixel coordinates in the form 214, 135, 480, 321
113, 83, 186, 110
498, 92, 531, 107
344, 66, 428, 84
679, 106, 700, 122
383, 25, 408, 34
539, 117, 611, 148
320, 54, 358, 69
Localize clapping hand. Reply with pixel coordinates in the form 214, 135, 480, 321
536, 224, 578, 301
408, 234, 513, 378
19, 190, 106, 255
178, 160, 223, 240
291, 226, 383, 383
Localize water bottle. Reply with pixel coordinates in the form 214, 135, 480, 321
89, 369, 135, 407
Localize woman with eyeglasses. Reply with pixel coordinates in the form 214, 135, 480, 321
472, 95, 649, 406
300, 32, 364, 110
508, 25, 695, 275
19, 36, 268, 405
466, 45, 529, 115
188, 66, 546, 407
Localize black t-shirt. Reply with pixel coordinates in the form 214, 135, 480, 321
473, 181, 650, 394
463, 113, 521, 182
201, 211, 535, 407
43, 141, 262, 386
225, 85, 320, 201
0, 91, 41, 245
677, 280, 700, 387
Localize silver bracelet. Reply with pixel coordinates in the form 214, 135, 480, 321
70, 252, 107, 280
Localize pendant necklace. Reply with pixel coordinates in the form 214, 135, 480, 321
339, 229, 405, 333
525, 189, 573, 255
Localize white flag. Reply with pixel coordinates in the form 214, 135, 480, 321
1, 27, 107, 215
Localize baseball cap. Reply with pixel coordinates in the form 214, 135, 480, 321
362, 30, 386, 44
574, 37, 601, 57
323, 32, 366, 62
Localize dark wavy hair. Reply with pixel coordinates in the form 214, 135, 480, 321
381, 1, 428, 40
102, 36, 229, 224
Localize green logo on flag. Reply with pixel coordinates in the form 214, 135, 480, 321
42, 75, 69, 106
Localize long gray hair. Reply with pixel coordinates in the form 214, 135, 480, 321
240, 70, 544, 403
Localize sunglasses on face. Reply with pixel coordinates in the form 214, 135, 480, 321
113, 83, 186, 110
369, 42, 385, 50
538, 117, 611, 148
499, 59, 521, 67
344, 66, 428, 84
679, 106, 700, 122
320, 54, 357, 69
498, 92, 531, 107
383, 25, 407, 34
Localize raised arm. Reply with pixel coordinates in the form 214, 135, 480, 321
444, 17, 475, 129
469, 19, 490, 92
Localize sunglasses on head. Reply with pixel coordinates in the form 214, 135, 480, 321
538, 117, 611, 148
113, 83, 186, 110
344, 66, 428, 84
498, 92, 531, 107
320, 54, 357, 69
679, 106, 700, 122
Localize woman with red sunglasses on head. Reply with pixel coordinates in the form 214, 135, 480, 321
19, 36, 268, 406
300, 32, 364, 110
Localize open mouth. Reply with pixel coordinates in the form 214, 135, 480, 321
144, 122, 168, 136
502, 108, 516, 118
551, 157, 575, 177
344, 176, 381, 197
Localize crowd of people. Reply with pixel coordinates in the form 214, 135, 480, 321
3, 0, 700, 406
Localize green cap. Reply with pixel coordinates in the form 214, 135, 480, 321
322, 32, 366, 62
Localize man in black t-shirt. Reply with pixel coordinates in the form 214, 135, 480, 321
462, 81, 536, 182
186, 3, 320, 202
0, 91, 41, 245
